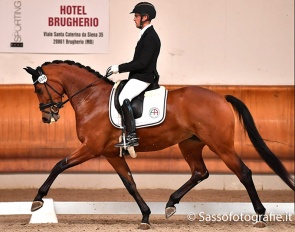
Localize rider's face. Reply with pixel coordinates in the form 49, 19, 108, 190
134, 13, 141, 28
133, 13, 148, 29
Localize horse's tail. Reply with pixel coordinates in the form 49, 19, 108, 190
225, 95, 295, 191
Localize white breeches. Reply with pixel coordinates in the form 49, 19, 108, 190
119, 79, 150, 106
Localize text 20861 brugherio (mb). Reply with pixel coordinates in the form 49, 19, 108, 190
49, 32, 103, 45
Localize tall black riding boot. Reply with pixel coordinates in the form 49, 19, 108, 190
115, 99, 139, 147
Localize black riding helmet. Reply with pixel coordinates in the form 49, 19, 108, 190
130, 2, 156, 20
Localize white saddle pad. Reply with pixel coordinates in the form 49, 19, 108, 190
109, 83, 168, 129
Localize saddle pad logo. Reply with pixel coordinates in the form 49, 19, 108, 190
149, 107, 160, 118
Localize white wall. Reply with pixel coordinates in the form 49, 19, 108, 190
0, 0, 293, 85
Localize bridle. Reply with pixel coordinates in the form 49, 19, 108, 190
34, 66, 100, 118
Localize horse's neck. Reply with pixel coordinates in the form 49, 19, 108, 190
55, 66, 97, 94
62, 74, 95, 97
59, 69, 112, 111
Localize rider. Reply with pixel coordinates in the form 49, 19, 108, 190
107, 2, 161, 148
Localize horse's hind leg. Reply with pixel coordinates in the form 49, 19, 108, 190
165, 138, 209, 218
216, 149, 266, 227
106, 156, 151, 230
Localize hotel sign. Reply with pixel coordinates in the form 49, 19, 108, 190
0, 0, 109, 53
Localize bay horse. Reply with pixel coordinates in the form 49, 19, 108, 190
24, 60, 294, 229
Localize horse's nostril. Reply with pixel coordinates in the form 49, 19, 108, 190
42, 117, 51, 123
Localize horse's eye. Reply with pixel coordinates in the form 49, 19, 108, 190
36, 88, 43, 95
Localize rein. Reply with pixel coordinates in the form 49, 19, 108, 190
55, 78, 100, 109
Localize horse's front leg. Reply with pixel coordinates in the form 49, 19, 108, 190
31, 144, 95, 211
106, 156, 151, 230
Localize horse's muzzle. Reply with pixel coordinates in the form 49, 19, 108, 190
42, 112, 60, 124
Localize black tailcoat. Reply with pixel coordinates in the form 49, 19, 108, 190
119, 26, 161, 84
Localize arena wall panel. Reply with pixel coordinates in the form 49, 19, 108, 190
0, 85, 293, 174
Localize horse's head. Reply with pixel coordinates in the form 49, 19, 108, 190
24, 66, 64, 124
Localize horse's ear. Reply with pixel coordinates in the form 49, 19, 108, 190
23, 66, 36, 75
24, 66, 40, 84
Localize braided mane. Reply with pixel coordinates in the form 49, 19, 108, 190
41, 60, 114, 85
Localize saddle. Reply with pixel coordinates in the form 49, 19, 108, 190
109, 81, 168, 129
113, 80, 160, 118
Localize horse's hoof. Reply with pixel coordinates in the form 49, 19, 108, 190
165, 206, 176, 219
31, 201, 44, 212
253, 221, 267, 228
138, 223, 151, 230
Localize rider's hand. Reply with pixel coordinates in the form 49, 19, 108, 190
106, 65, 119, 77
110, 65, 119, 74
